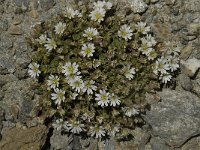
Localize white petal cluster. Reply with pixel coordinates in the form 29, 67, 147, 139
83, 27, 99, 40
159, 74, 172, 84
81, 43, 95, 57
62, 62, 80, 76
28, 62, 41, 78
95, 90, 110, 107
110, 93, 121, 107
154, 58, 170, 75
89, 8, 106, 23
36, 34, 47, 44
118, 24, 133, 41
67, 121, 85, 134
108, 125, 120, 137
47, 75, 59, 89
139, 34, 157, 60
124, 65, 136, 80
52, 119, 69, 131
54, 22, 66, 35
136, 22, 150, 35
139, 38, 153, 56
44, 38, 57, 52
64, 7, 81, 19
89, 125, 106, 138
51, 88, 66, 105
82, 80, 97, 95
94, 1, 112, 10
122, 107, 139, 117
69, 76, 85, 93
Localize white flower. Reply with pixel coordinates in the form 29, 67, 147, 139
108, 125, 120, 137
70, 92, 78, 100
123, 107, 139, 117
36, 34, 47, 44
83, 80, 97, 95
51, 88, 66, 105
104, 1, 112, 9
64, 7, 76, 19
110, 93, 121, 107
62, 62, 79, 76
154, 58, 170, 75
89, 125, 106, 138
146, 34, 156, 46
94, 1, 105, 8
69, 76, 85, 93
68, 121, 85, 134
118, 24, 133, 41
139, 38, 153, 56
28, 62, 41, 78
81, 43, 95, 57
95, 90, 110, 107
89, 8, 106, 23
124, 65, 136, 80
83, 27, 99, 40
44, 38, 57, 52
52, 119, 69, 131
135, 22, 150, 34
93, 1, 112, 10
54, 22, 66, 34
159, 74, 172, 83
167, 56, 179, 72
147, 50, 157, 60
74, 10, 82, 18
47, 75, 59, 89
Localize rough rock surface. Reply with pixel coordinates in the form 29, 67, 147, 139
0, 125, 48, 150
145, 89, 200, 147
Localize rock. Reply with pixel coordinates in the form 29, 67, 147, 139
181, 136, 200, 150
128, 0, 148, 13
0, 35, 13, 52
40, 0, 56, 11
179, 74, 193, 91
28, 9, 39, 19
12, 17, 22, 25
149, 137, 173, 150
50, 129, 73, 150
0, 107, 5, 139
14, 0, 29, 7
151, 0, 159, 3
145, 93, 160, 105
0, 74, 18, 87
2, 79, 34, 122
0, 19, 8, 31
180, 44, 193, 60
192, 79, 200, 97
145, 89, 200, 147
150, 23, 172, 41
0, 56, 15, 74
181, 58, 200, 77
0, 125, 48, 150
8, 25, 23, 35
80, 138, 98, 150
187, 23, 200, 35
18, 99, 33, 123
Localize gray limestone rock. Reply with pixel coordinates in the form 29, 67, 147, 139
181, 58, 200, 77
145, 89, 200, 147
39, 0, 56, 11
179, 74, 192, 91
0, 125, 48, 150
50, 129, 73, 150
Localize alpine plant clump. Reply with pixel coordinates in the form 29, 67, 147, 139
28, 1, 180, 139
